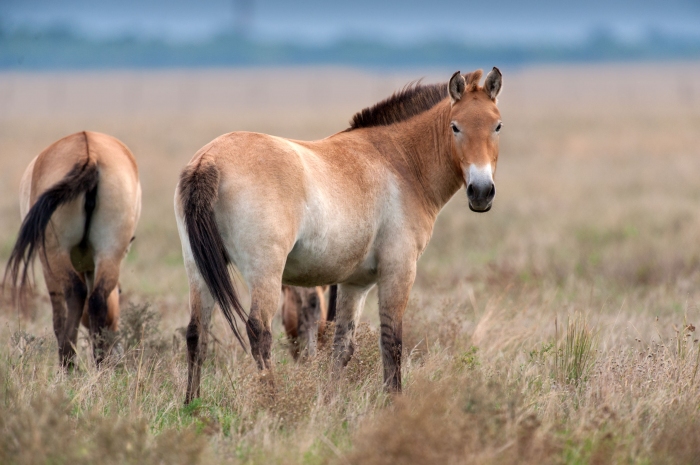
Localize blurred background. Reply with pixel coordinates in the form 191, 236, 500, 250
2, 0, 700, 68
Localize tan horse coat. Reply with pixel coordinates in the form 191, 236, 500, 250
5, 131, 141, 366
281, 285, 335, 360
176, 69, 502, 402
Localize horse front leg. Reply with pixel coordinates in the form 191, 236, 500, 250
377, 264, 416, 393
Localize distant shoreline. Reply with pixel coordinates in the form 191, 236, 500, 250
3, 30, 700, 70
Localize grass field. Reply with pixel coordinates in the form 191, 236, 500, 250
2, 63, 700, 464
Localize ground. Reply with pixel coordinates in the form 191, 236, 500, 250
1, 62, 700, 464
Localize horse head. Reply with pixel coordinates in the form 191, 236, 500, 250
448, 67, 503, 212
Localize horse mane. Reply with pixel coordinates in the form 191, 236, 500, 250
348, 80, 448, 130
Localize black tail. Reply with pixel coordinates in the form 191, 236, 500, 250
179, 162, 247, 348
327, 284, 337, 322
3, 157, 98, 303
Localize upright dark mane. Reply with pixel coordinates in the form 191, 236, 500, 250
348, 81, 448, 130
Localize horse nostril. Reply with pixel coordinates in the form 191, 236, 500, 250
486, 183, 496, 201
466, 184, 476, 200
467, 183, 495, 201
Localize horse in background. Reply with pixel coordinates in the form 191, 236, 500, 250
4, 131, 141, 367
176, 68, 503, 403
281, 284, 337, 360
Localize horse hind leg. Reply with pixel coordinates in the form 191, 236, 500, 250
61, 273, 88, 368
86, 257, 121, 365
247, 276, 282, 371
42, 264, 67, 348
41, 253, 86, 368
185, 278, 215, 404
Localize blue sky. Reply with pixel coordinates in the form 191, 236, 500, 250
2, 0, 700, 45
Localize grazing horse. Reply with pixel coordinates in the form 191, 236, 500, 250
175, 68, 503, 403
281, 284, 336, 360
4, 131, 141, 367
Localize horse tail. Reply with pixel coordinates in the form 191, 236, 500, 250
4, 153, 98, 303
327, 284, 338, 322
178, 160, 247, 348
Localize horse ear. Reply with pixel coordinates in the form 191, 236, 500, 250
449, 71, 466, 104
484, 67, 503, 101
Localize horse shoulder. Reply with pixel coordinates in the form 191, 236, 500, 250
378, 176, 436, 269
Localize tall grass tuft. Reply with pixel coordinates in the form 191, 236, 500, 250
554, 312, 598, 386
116, 302, 170, 366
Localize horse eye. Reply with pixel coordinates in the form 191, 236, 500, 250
495, 122, 502, 133
451, 123, 460, 134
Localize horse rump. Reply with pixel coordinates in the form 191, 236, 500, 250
3, 159, 98, 303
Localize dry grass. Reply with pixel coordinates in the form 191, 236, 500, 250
2, 62, 700, 464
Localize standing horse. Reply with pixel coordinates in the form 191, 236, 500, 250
4, 131, 141, 367
175, 68, 502, 403
281, 284, 336, 360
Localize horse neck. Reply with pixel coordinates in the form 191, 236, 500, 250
382, 100, 463, 216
